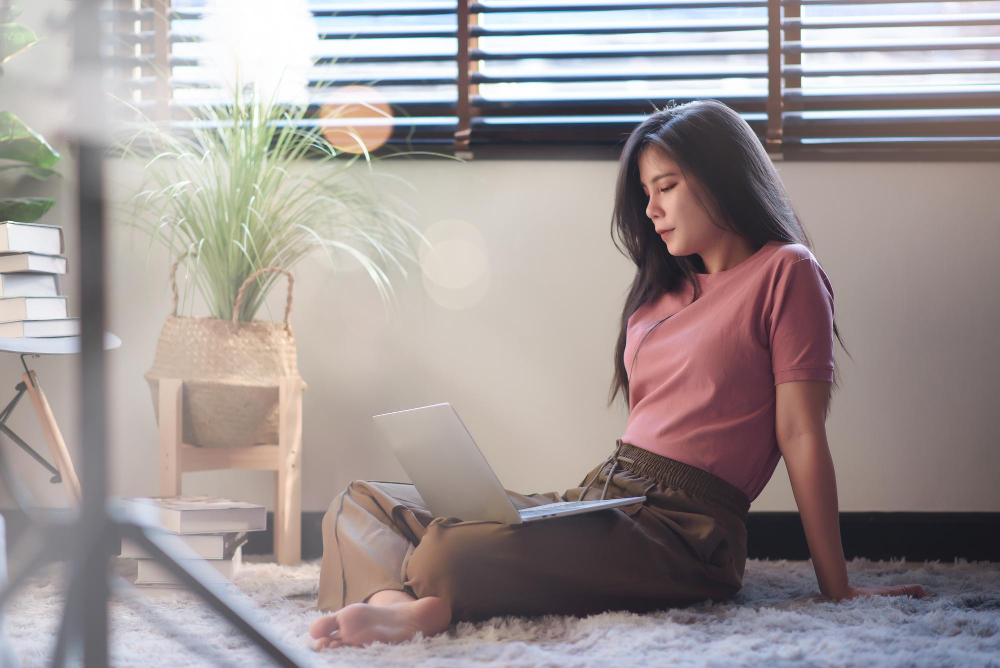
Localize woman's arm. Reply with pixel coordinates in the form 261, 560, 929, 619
775, 381, 928, 601
775, 380, 849, 599
780, 430, 850, 598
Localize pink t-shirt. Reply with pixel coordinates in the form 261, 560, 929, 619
621, 240, 835, 503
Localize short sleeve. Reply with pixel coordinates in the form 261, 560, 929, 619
768, 258, 835, 385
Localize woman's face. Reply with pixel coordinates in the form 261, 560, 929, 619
637, 146, 725, 259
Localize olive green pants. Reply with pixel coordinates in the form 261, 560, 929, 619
317, 439, 750, 623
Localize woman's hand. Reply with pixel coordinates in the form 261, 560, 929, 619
829, 583, 930, 602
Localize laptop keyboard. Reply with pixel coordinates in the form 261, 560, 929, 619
519, 499, 627, 517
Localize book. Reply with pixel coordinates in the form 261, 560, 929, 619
0, 253, 67, 274
120, 531, 248, 560
0, 296, 68, 323
0, 272, 59, 298
0, 221, 65, 255
135, 545, 242, 585
121, 582, 238, 597
0, 318, 79, 338
120, 583, 193, 597
120, 496, 267, 534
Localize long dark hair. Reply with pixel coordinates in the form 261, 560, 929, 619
608, 99, 851, 417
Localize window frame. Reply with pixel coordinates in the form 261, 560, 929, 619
105, 0, 1000, 162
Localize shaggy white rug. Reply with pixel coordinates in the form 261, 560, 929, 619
2, 555, 998, 667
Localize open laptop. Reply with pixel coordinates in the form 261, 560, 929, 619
372, 402, 644, 524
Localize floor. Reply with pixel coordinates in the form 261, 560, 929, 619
2, 555, 998, 667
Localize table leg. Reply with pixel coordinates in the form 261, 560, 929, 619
22, 370, 82, 506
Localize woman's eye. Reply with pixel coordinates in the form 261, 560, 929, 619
643, 184, 675, 197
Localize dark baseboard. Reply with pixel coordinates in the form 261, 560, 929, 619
243, 511, 326, 560
3, 510, 997, 563
744, 511, 998, 563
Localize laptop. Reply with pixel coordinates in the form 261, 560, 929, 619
372, 402, 645, 524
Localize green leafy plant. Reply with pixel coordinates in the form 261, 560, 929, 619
0, 4, 62, 220
110, 78, 462, 323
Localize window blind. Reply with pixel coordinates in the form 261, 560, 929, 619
102, 0, 1000, 160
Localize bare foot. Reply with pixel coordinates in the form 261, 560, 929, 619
310, 596, 452, 649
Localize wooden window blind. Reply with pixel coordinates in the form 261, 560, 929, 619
102, 0, 1000, 161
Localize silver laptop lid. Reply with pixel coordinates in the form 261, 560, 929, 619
373, 402, 522, 524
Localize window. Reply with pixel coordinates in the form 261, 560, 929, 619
103, 0, 1000, 161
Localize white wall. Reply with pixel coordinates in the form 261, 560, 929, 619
3, 1, 999, 515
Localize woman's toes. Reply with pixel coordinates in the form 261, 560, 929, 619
309, 614, 340, 639
312, 637, 342, 652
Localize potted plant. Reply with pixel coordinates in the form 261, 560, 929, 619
108, 12, 460, 448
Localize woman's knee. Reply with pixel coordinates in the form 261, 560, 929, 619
403, 519, 502, 602
321, 480, 365, 529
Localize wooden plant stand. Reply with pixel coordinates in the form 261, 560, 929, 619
156, 377, 304, 566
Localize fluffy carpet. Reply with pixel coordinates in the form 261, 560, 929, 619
2, 555, 998, 667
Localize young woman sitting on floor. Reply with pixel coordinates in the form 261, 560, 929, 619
309, 98, 928, 650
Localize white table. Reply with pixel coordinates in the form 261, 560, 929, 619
0, 332, 122, 355
0, 333, 122, 505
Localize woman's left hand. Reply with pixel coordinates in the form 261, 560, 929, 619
830, 583, 930, 601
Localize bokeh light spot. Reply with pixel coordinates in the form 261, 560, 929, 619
419, 219, 491, 311
319, 84, 394, 155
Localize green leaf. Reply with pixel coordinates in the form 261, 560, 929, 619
1, 7, 24, 22
0, 112, 60, 167
0, 23, 38, 65
0, 163, 59, 180
0, 197, 54, 221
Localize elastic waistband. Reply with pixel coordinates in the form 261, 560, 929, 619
612, 439, 750, 523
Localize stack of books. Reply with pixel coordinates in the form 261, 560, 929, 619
0, 220, 77, 338
117, 496, 267, 590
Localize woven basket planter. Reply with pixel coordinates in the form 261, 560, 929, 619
145, 256, 306, 449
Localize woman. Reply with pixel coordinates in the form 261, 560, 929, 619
309, 99, 928, 650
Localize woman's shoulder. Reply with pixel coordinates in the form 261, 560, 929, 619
767, 241, 820, 269
760, 242, 834, 298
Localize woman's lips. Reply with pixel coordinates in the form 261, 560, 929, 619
660, 229, 674, 237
